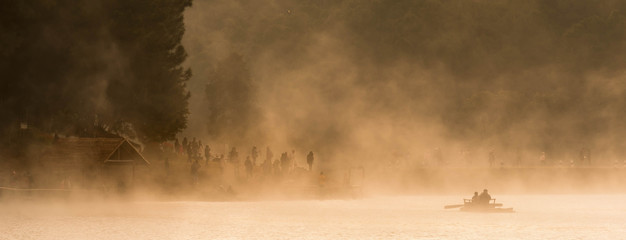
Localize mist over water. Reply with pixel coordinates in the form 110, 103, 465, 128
2, 195, 626, 239
3, 0, 626, 239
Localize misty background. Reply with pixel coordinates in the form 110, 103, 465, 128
2, 0, 626, 169
184, 0, 626, 166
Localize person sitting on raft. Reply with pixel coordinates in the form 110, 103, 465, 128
478, 189, 492, 205
471, 192, 479, 204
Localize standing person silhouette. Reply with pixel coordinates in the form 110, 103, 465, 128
204, 145, 211, 164
307, 151, 315, 171
229, 147, 240, 178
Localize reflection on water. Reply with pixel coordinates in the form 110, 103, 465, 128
1, 195, 625, 239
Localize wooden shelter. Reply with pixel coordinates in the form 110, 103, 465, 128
39, 137, 150, 189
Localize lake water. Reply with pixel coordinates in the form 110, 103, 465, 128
1, 195, 625, 239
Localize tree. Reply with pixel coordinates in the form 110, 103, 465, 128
106, 0, 193, 142
0, 0, 192, 143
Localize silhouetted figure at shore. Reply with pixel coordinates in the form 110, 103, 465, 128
191, 159, 201, 184
245, 156, 253, 179
251, 146, 259, 166
290, 150, 296, 169
266, 147, 273, 164
204, 145, 211, 164
280, 152, 290, 174
198, 140, 203, 156
540, 151, 546, 165
229, 147, 240, 177
182, 137, 188, 154
273, 159, 281, 176
307, 151, 314, 171
174, 139, 181, 155
187, 145, 193, 163
262, 155, 272, 176
191, 137, 198, 156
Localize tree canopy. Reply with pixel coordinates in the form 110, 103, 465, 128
0, 0, 192, 142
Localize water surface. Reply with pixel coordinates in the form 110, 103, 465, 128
1, 195, 625, 239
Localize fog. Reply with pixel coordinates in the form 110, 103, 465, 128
6, 2, 626, 240
171, 0, 626, 196
2, 0, 626, 203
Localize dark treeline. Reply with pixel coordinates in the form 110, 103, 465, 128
0, 0, 192, 143
190, 0, 626, 159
